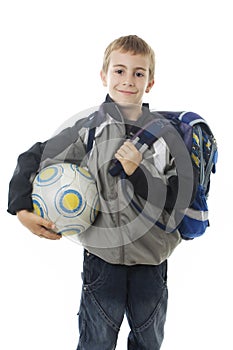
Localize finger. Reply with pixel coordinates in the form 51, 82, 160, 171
115, 153, 123, 161
115, 150, 132, 161
116, 147, 135, 159
39, 233, 62, 240
115, 145, 128, 157
33, 220, 61, 239
123, 141, 136, 150
119, 144, 134, 154
37, 226, 61, 240
37, 216, 56, 231
115, 151, 124, 159
119, 142, 131, 152
123, 142, 142, 160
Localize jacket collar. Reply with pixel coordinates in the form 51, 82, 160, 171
100, 94, 151, 124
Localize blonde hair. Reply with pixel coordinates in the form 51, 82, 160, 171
102, 35, 155, 81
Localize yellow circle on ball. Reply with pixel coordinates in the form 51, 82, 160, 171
33, 203, 41, 216
79, 167, 92, 178
40, 168, 56, 180
62, 193, 80, 210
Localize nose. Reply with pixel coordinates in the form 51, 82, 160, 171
122, 75, 135, 87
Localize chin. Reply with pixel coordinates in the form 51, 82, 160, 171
114, 95, 139, 105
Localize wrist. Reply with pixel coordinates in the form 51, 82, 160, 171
16, 209, 31, 217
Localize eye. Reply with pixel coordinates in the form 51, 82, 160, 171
115, 69, 124, 75
135, 72, 144, 77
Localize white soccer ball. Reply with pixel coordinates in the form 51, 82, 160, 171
32, 163, 100, 241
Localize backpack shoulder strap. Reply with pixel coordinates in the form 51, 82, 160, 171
109, 114, 172, 176
86, 125, 96, 154
85, 111, 103, 154
178, 111, 207, 125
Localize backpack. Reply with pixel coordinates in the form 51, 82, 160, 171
86, 110, 218, 240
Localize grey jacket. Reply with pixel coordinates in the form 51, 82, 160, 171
8, 95, 187, 265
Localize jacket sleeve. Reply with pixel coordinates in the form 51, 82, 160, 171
7, 119, 88, 215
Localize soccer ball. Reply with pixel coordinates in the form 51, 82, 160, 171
32, 163, 100, 240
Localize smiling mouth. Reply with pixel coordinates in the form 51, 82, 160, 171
117, 90, 137, 95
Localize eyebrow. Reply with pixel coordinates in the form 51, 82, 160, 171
112, 64, 147, 71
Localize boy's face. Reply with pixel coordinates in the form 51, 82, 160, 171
100, 50, 154, 106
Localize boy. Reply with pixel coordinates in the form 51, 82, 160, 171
8, 35, 194, 349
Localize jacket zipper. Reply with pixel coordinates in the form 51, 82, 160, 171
114, 104, 126, 264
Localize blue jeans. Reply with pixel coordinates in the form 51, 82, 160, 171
77, 250, 168, 350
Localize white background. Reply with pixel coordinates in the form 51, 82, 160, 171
0, 0, 232, 349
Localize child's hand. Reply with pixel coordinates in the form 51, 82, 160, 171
17, 210, 61, 240
115, 141, 142, 176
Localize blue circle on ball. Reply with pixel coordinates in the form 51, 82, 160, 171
58, 189, 83, 214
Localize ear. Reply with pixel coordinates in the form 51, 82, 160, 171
100, 70, 107, 87
145, 79, 154, 93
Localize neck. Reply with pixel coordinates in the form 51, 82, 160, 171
116, 103, 142, 121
